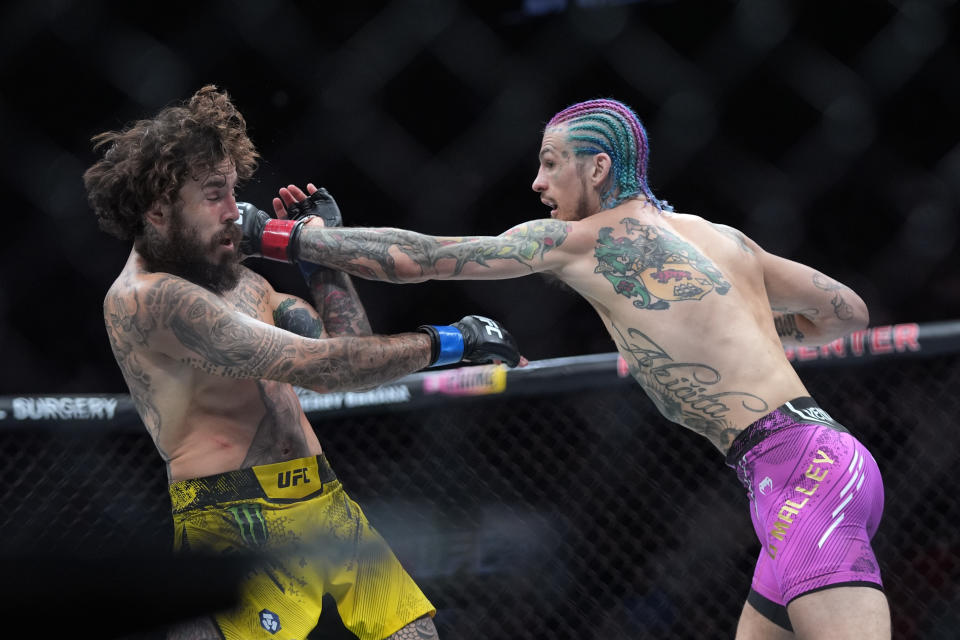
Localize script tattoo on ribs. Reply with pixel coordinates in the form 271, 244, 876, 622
612, 323, 767, 451
595, 218, 731, 310
774, 313, 805, 341
298, 220, 570, 282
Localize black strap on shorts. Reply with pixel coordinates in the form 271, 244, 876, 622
747, 589, 793, 632
171, 454, 338, 512
725, 397, 848, 468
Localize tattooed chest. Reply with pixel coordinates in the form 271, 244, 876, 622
225, 277, 271, 320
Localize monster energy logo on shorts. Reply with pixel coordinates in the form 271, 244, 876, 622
227, 503, 268, 546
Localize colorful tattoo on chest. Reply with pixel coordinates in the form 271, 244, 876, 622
594, 218, 731, 310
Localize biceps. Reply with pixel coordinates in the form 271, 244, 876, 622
761, 254, 823, 310
427, 222, 573, 280
273, 296, 325, 338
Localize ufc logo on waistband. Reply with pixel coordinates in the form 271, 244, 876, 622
277, 468, 310, 488
478, 316, 503, 339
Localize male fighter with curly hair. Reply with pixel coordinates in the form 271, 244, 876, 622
84, 85, 521, 640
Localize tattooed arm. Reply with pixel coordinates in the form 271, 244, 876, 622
716, 224, 869, 345
756, 249, 867, 346
126, 273, 432, 393
295, 219, 581, 283
305, 269, 372, 337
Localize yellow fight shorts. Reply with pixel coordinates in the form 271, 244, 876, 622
169, 454, 435, 640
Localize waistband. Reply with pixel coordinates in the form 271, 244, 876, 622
170, 454, 338, 513
724, 397, 848, 468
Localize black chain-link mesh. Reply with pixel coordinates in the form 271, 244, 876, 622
1, 354, 957, 639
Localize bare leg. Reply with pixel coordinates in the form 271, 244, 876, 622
166, 616, 224, 640
735, 599, 795, 640
384, 615, 439, 639
787, 586, 890, 640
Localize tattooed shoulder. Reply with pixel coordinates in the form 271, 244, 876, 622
710, 223, 753, 254
594, 218, 731, 310
274, 298, 324, 338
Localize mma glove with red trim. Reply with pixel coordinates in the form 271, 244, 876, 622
237, 187, 342, 279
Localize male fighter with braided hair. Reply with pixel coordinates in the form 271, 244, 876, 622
83, 85, 521, 640
261, 98, 890, 639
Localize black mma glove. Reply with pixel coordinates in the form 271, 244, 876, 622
417, 315, 521, 368
283, 187, 342, 228
281, 187, 343, 282
236, 202, 311, 263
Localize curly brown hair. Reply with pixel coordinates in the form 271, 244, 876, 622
83, 85, 259, 242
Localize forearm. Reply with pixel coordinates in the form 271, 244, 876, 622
272, 333, 432, 393
177, 321, 433, 393
306, 268, 373, 336
297, 219, 566, 283
298, 224, 437, 283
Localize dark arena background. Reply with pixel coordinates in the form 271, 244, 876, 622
1, 1, 959, 638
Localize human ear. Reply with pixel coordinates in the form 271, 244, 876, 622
592, 153, 612, 185
144, 201, 169, 230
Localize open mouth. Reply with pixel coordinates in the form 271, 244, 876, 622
541, 199, 557, 217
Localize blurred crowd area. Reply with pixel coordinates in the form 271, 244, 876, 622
0, 0, 957, 393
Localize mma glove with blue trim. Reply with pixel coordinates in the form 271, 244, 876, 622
418, 316, 521, 368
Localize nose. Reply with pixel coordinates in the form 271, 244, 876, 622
532, 168, 546, 193
222, 194, 240, 224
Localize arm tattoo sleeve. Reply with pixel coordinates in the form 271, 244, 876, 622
298, 220, 571, 282
307, 269, 373, 336
274, 298, 324, 339
143, 275, 432, 391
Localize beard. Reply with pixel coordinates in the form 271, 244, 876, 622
138, 206, 242, 294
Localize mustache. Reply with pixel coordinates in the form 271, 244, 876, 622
215, 223, 242, 247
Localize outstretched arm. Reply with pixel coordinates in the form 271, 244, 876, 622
293, 219, 576, 283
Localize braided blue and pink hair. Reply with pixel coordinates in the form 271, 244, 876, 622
546, 99, 671, 212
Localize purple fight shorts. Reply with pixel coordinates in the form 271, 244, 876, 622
724, 397, 885, 630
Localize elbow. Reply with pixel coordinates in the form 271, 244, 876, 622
854, 299, 870, 332
826, 294, 869, 341
393, 260, 431, 283
846, 294, 870, 333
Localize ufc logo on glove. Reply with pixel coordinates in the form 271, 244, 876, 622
478, 316, 504, 339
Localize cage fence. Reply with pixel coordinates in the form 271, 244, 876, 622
1, 321, 957, 639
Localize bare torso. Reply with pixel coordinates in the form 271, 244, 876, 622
554, 202, 809, 452
104, 251, 322, 482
